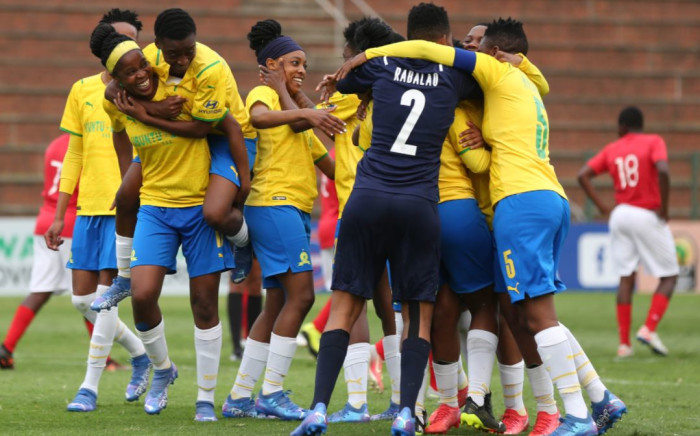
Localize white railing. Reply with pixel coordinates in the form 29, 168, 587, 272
312, 0, 382, 55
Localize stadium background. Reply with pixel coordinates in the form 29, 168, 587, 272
0, 0, 698, 294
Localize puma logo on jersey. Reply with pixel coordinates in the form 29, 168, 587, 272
507, 282, 520, 294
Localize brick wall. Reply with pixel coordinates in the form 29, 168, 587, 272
1, 0, 698, 216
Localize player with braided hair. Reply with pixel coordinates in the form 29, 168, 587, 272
90, 21, 243, 420
222, 18, 342, 421
43, 9, 151, 413
92, 8, 253, 313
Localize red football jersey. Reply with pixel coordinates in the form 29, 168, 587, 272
587, 133, 668, 210
34, 134, 78, 237
318, 148, 339, 250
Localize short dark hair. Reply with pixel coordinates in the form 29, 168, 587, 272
407, 2, 450, 41
353, 18, 404, 51
618, 106, 644, 130
154, 8, 197, 40
100, 8, 143, 32
483, 17, 528, 55
89, 22, 133, 68
343, 17, 375, 48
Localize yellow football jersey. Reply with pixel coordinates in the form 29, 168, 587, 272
143, 42, 256, 139
59, 73, 121, 216
245, 86, 328, 213
358, 101, 373, 152
518, 54, 549, 97
439, 102, 490, 204
365, 41, 566, 205
103, 76, 211, 208
470, 171, 494, 229
321, 92, 363, 216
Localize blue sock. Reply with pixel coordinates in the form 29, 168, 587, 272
399, 337, 430, 416
311, 329, 350, 408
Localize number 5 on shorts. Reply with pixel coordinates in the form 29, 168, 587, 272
503, 249, 516, 279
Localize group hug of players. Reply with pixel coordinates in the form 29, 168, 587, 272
0, 3, 635, 436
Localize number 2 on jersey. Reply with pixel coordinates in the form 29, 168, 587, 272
390, 89, 426, 156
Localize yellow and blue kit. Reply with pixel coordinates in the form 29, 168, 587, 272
244, 85, 328, 288
318, 92, 363, 217
59, 73, 119, 270
104, 72, 233, 278
144, 42, 256, 180
438, 102, 493, 294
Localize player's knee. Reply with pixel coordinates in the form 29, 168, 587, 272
524, 316, 552, 337
130, 288, 155, 310
192, 307, 218, 326
202, 203, 226, 231
301, 291, 316, 313
289, 290, 315, 315
72, 293, 94, 316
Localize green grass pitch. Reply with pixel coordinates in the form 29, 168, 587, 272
1, 292, 698, 435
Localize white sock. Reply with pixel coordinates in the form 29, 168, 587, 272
81, 285, 117, 394
344, 342, 370, 408
231, 338, 269, 399
137, 319, 171, 370
115, 234, 133, 279
535, 326, 587, 419
457, 355, 468, 391
415, 363, 429, 418
262, 333, 297, 395
72, 293, 97, 324
467, 329, 498, 407
195, 323, 222, 404
560, 323, 607, 403
383, 334, 401, 404
433, 361, 458, 407
459, 311, 471, 363
113, 319, 146, 358
394, 311, 404, 341
526, 364, 558, 414
226, 220, 249, 247
499, 360, 526, 414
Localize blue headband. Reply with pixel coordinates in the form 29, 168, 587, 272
257, 36, 304, 65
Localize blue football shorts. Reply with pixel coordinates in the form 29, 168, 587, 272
244, 205, 312, 289
131, 205, 233, 277
68, 215, 117, 271
438, 198, 494, 293
493, 190, 569, 303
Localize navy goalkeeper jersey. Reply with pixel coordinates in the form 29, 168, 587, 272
337, 55, 481, 202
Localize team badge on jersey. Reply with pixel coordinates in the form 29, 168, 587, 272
298, 250, 311, 267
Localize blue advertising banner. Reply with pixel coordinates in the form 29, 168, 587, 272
559, 223, 618, 292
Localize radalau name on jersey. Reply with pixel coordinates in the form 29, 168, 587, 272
393, 66, 439, 87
